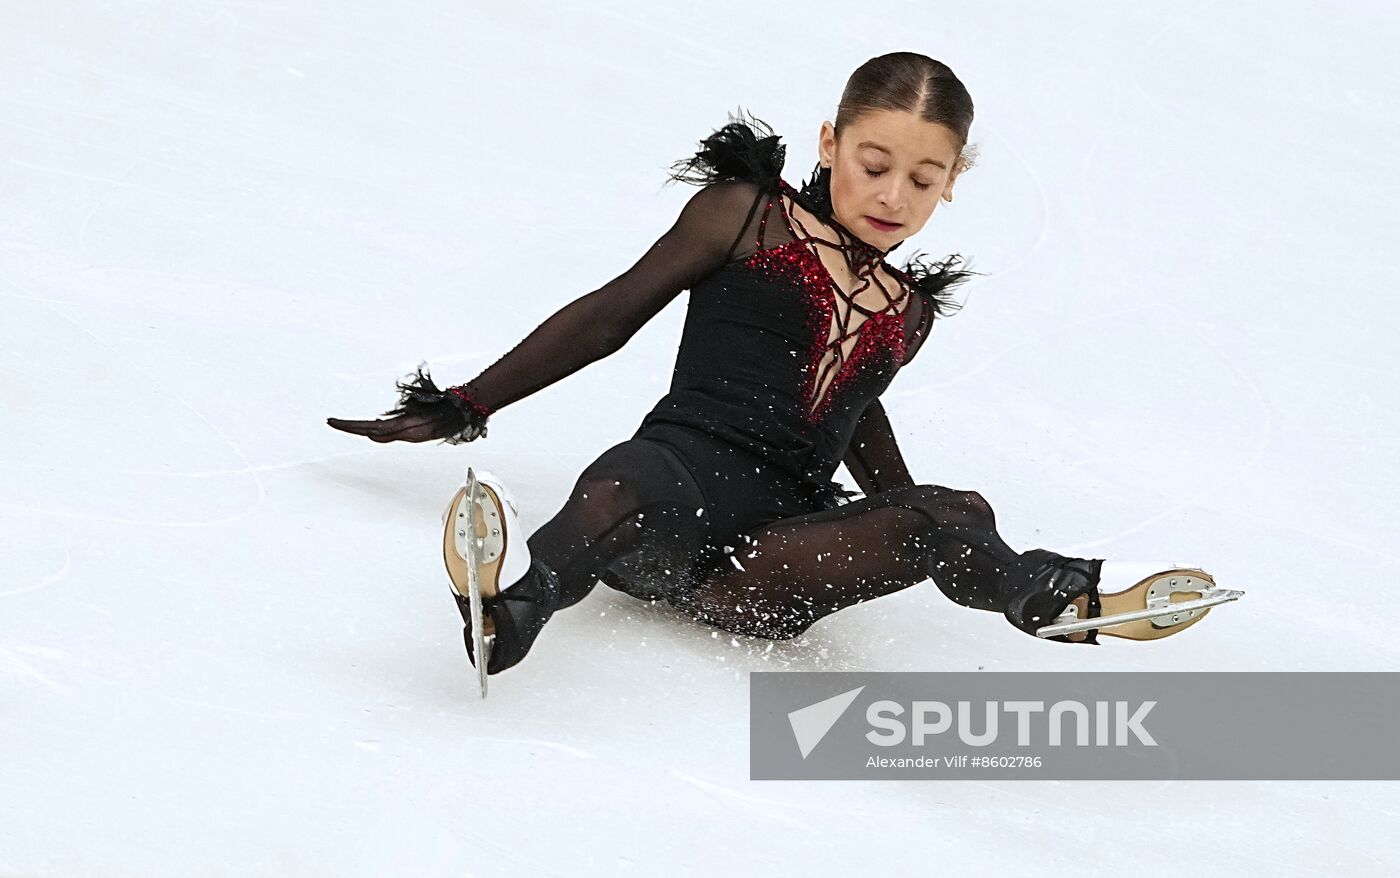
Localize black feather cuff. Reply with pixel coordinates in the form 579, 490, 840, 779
382, 362, 490, 445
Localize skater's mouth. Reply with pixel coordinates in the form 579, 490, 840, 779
865, 216, 902, 231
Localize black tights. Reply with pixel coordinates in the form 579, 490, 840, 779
522, 433, 1097, 642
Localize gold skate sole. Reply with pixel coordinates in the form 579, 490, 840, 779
442, 481, 510, 638
1078, 568, 1215, 640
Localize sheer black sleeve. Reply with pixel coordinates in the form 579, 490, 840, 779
901, 288, 934, 366
448, 181, 773, 412
843, 256, 980, 493
841, 398, 916, 496
385, 110, 790, 441
386, 180, 775, 435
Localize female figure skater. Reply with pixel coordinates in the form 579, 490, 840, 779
328, 53, 1238, 682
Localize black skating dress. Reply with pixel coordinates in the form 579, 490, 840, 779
392, 113, 1103, 660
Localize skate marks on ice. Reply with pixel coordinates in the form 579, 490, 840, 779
0, 640, 78, 696
1, 277, 266, 526
0, 529, 71, 600
451, 733, 593, 760
884, 296, 1276, 562
1, 272, 478, 528
666, 768, 815, 830
1062, 299, 1274, 556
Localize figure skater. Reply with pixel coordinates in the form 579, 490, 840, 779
328, 52, 1239, 681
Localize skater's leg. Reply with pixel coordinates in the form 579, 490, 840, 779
463, 435, 713, 675
524, 437, 711, 610
668, 484, 1100, 643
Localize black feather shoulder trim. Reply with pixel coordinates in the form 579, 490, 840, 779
666, 108, 786, 190
891, 252, 982, 320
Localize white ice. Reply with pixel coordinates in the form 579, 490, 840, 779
2, 1, 1398, 875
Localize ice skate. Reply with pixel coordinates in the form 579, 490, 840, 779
441, 466, 560, 697
1034, 560, 1245, 641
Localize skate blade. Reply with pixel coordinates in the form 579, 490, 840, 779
1036, 569, 1245, 640
478, 634, 494, 698
441, 466, 508, 698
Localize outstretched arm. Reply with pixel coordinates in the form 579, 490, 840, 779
448, 180, 767, 414
841, 398, 916, 496
328, 180, 770, 443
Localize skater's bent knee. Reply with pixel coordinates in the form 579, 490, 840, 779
886, 484, 968, 508
958, 489, 993, 516
896, 484, 992, 516
568, 474, 643, 520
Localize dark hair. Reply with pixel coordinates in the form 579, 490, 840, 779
835, 52, 978, 172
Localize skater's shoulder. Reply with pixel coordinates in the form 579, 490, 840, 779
680, 177, 775, 216
885, 253, 980, 323
666, 108, 787, 192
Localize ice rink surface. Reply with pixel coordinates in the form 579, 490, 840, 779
3, 1, 1398, 875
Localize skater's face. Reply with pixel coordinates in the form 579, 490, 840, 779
817, 109, 966, 252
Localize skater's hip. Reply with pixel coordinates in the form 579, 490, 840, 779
632, 422, 824, 543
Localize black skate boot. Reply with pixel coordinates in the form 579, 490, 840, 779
1037, 560, 1240, 641
451, 557, 560, 675
1006, 551, 1242, 643
442, 467, 561, 696
1003, 551, 1105, 644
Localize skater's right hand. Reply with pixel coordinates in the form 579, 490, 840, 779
326, 364, 491, 445
326, 411, 476, 444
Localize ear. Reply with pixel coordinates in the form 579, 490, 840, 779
818, 120, 837, 167
942, 156, 969, 203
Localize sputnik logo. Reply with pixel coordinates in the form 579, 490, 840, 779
787, 685, 865, 759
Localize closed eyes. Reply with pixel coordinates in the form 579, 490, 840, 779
864, 167, 932, 191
